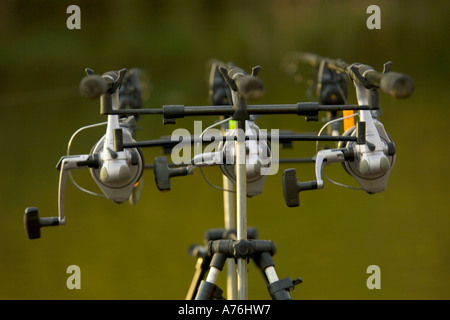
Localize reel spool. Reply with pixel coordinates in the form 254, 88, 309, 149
219, 120, 272, 197
338, 120, 396, 194
90, 126, 144, 204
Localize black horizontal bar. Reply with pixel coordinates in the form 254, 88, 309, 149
278, 157, 315, 164
103, 108, 163, 115
143, 156, 315, 170
123, 134, 356, 149
280, 134, 355, 142
103, 103, 374, 117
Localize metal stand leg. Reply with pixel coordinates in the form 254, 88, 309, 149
186, 228, 259, 300
205, 239, 302, 300
222, 176, 237, 300
255, 252, 302, 300
195, 253, 227, 300
235, 120, 248, 300
185, 245, 211, 300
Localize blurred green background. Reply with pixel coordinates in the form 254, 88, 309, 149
0, 0, 449, 300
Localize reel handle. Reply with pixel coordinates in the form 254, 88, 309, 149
154, 156, 190, 191
23, 155, 98, 240
282, 148, 353, 207
24, 207, 60, 239
282, 169, 318, 207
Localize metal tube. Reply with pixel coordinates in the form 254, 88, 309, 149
223, 175, 237, 300
185, 256, 209, 300
264, 266, 279, 284
222, 118, 237, 299
205, 267, 221, 284
222, 117, 237, 300
235, 120, 248, 300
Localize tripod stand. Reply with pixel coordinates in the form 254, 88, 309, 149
186, 227, 302, 300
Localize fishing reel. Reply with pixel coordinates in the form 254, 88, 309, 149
283, 119, 396, 207
282, 56, 410, 207
24, 68, 145, 239
218, 119, 272, 197
154, 62, 272, 197
154, 121, 273, 197
337, 64, 397, 194
214, 61, 272, 197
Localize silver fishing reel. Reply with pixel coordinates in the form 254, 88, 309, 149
24, 68, 145, 239
219, 119, 272, 197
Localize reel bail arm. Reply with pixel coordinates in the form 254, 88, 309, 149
24, 154, 100, 239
